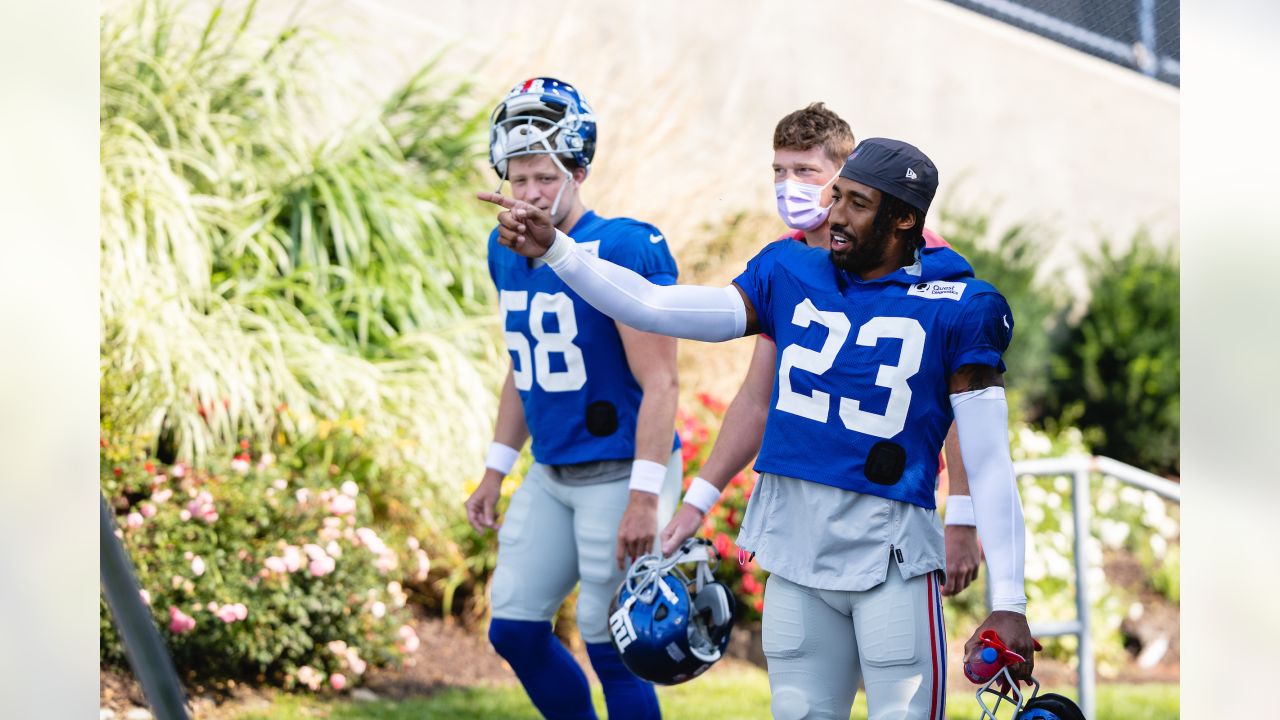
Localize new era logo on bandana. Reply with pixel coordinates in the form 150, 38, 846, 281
908, 280, 966, 300
905, 167, 918, 180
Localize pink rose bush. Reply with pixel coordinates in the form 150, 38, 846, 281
101, 432, 431, 690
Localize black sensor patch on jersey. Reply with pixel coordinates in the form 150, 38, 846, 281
864, 441, 907, 485
586, 400, 619, 437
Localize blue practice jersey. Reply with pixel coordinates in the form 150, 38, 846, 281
733, 241, 1014, 509
489, 211, 681, 465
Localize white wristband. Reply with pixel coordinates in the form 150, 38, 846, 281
484, 442, 520, 476
944, 495, 976, 526
682, 477, 722, 514
628, 459, 667, 495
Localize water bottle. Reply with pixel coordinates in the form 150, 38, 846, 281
964, 646, 1004, 683
963, 630, 1028, 684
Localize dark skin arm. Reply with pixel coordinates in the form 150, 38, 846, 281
942, 422, 982, 596
950, 363, 1036, 683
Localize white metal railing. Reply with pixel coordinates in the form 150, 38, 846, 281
984, 455, 1180, 720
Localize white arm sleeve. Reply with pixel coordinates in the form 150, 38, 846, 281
950, 386, 1028, 614
541, 229, 748, 341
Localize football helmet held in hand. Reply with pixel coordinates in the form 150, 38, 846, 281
607, 537, 735, 685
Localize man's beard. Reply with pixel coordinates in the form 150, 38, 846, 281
828, 223, 892, 276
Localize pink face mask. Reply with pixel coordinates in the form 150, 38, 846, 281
774, 175, 837, 231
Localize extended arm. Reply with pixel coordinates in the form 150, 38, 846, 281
478, 191, 759, 340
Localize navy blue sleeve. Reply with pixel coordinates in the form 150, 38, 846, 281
600, 221, 679, 287
946, 291, 1014, 374
731, 240, 792, 339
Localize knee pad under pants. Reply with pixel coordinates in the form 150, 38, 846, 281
761, 568, 947, 720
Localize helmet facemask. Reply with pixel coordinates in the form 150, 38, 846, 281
489, 94, 589, 222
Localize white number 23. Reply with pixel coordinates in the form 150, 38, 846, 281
776, 299, 925, 439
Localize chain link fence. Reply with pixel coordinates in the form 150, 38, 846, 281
940, 0, 1180, 85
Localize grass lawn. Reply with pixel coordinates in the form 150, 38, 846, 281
234, 665, 1177, 719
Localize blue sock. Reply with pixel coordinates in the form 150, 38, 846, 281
489, 619, 597, 720
586, 642, 661, 720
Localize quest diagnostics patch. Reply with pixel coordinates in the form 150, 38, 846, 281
907, 280, 966, 301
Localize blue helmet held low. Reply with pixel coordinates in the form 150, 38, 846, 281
607, 537, 736, 685
1016, 693, 1087, 720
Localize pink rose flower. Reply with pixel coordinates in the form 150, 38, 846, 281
414, 549, 431, 582
283, 546, 303, 573
140, 503, 157, 519
233, 603, 247, 621
152, 488, 173, 504
308, 555, 336, 577
354, 527, 384, 553
346, 650, 367, 677
167, 606, 196, 634
397, 624, 420, 654
215, 604, 241, 623
264, 556, 287, 574
126, 512, 143, 529
190, 556, 205, 577
328, 494, 356, 516
370, 601, 386, 619
296, 665, 323, 691
329, 673, 346, 691
171, 463, 186, 478
375, 553, 398, 574
179, 509, 192, 522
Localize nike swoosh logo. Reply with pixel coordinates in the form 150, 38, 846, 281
1002, 315, 1011, 330
649, 233, 664, 244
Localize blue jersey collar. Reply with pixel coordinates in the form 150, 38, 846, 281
836, 245, 973, 288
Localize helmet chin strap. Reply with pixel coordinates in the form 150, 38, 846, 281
547, 152, 575, 222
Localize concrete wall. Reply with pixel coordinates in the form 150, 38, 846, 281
140, 0, 1179, 279
267, 0, 1178, 270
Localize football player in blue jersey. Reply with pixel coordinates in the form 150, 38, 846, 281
660, 103, 984, 599
479, 137, 1035, 720
464, 77, 683, 720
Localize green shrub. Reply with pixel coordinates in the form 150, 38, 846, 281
937, 208, 1069, 421
1046, 233, 1179, 475
101, 429, 427, 690
101, 0, 509, 617
101, 0, 504, 508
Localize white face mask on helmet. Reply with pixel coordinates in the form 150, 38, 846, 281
774, 174, 837, 231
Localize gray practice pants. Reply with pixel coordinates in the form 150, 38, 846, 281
489, 451, 682, 643
763, 565, 947, 720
